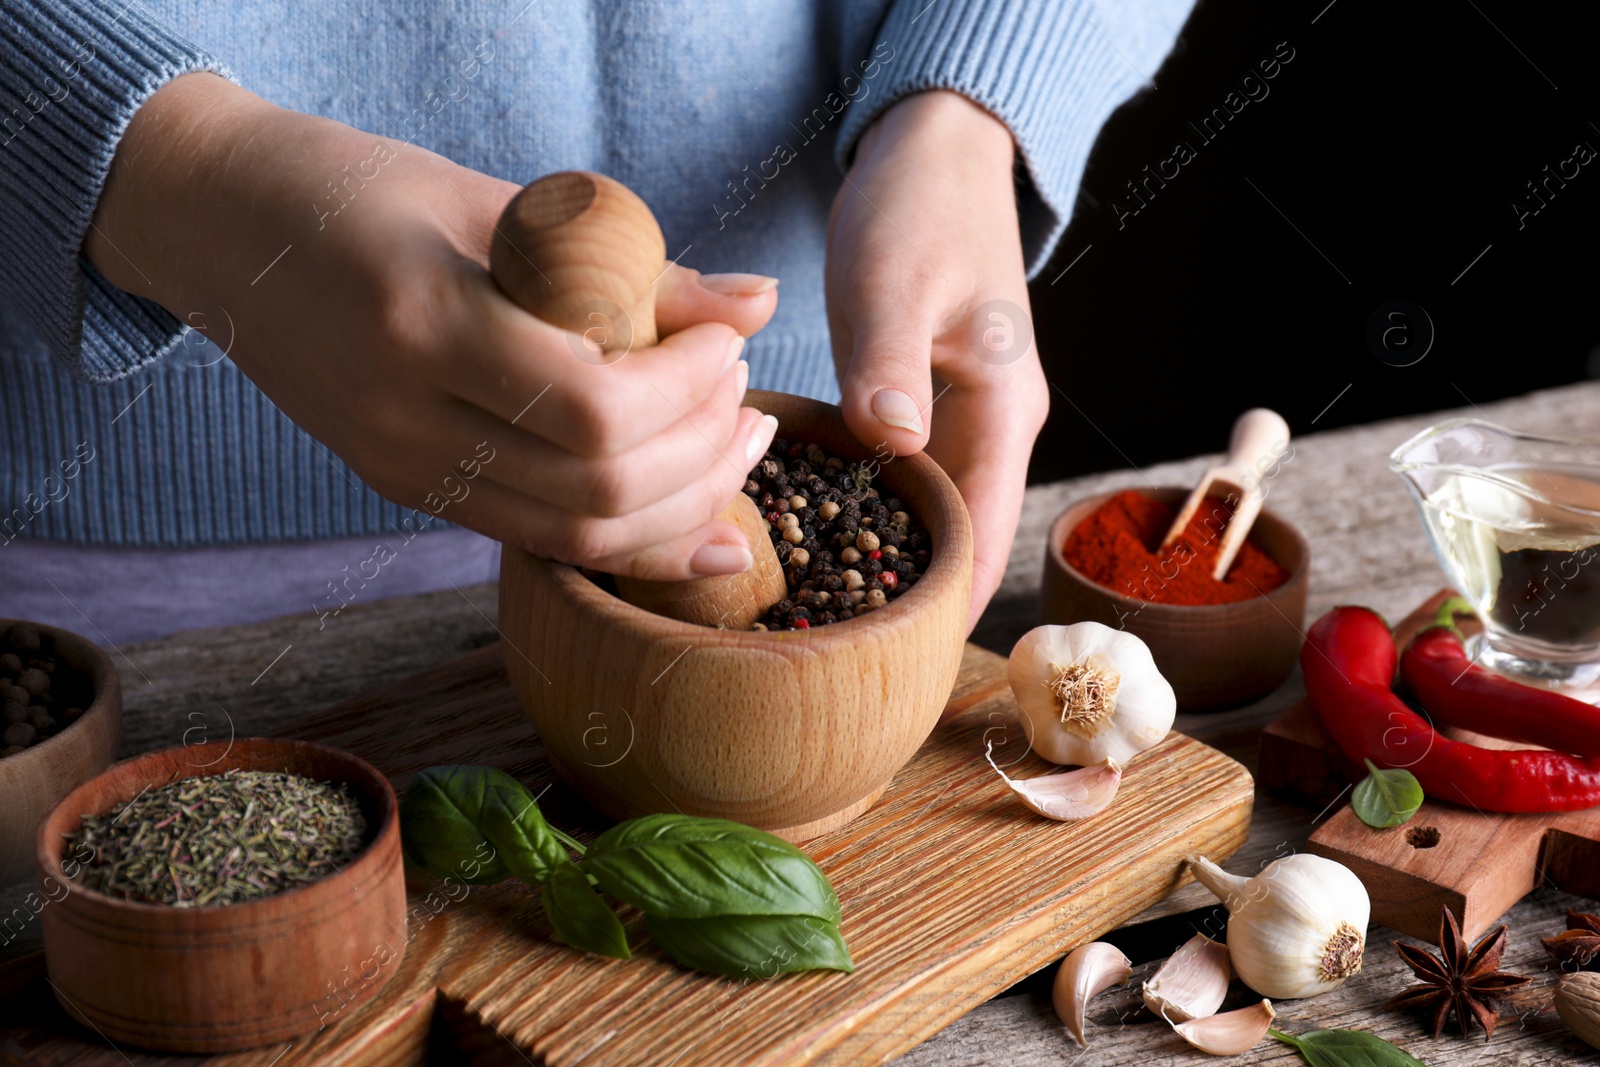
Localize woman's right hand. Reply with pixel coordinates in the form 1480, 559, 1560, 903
86, 73, 779, 579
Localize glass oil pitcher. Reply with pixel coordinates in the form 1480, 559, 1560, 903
1391, 418, 1600, 690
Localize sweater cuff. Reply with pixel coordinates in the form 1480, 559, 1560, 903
837, 0, 1191, 278
0, 0, 232, 383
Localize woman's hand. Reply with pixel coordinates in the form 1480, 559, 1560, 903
827, 90, 1048, 633
86, 74, 779, 580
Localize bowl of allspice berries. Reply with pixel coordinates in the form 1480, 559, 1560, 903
500, 390, 974, 841
0, 619, 121, 884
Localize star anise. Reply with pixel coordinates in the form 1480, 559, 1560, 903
1542, 909, 1600, 971
1382, 906, 1532, 1040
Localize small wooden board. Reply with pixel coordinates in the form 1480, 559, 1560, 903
1259, 590, 1600, 942
2, 642, 1252, 1066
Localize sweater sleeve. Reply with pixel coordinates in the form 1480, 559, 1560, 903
0, 0, 231, 383
835, 0, 1196, 278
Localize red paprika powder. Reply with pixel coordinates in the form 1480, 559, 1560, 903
1063, 490, 1289, 606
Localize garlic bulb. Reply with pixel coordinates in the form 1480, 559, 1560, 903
1188, 853, 1369, 1000
1008, 623, 1175, 766
1053, 941, 1132, 1047
1143, 933, 1230, 1023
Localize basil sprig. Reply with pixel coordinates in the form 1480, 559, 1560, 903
399, 765, 853, 978
1270, 1028, 1428, 1066
1351, 759, 1424, 829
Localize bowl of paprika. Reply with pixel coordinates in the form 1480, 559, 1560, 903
1040, 487, 1309, 711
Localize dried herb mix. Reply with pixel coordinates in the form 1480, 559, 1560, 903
742, 438, 931, 630
64, 769, 367, 907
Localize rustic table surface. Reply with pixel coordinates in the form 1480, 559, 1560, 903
5, 381, 1597, 1065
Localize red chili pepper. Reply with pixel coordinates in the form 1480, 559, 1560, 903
1401, 598, 1600, 757
1301, 605, 1600, 813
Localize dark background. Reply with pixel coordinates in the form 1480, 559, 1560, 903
1026, 0, 1599, 483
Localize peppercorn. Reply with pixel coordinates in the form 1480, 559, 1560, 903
743, 479, 762, 497
866, 589, 888, 609
863, 558, 883, 576
774, 498, 791, 515
0, 652, 20, 674
881, 571, 899, 591
818, 501, 840, 521
777, 512, 800, 529
789, 495, 807, 511
3, 702, 26, 724
842, 569, 865, 591
750, 622, 768, 631
793, 618, 811, 629
788, 548, 811, 569
857, 530, 880, 552
840, 546, 861, 565
882, 544, 899, 560
3, 721, 36, 748
782, 525, 804, 545
821, 574, 843, 593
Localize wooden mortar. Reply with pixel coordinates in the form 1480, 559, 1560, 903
500, 389, 974, 840
36, 738, 405, 1052
0, 618, 121, 885
489, 170, 785, 628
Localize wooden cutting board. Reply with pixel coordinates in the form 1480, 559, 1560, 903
1, 642, 1252, 1067
1259, 590, 1600, 943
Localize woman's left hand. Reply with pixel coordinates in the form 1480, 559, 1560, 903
827, 90, 1048, 634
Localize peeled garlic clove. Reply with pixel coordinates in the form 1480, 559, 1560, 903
1143, 933, 1231, 1023
1053, 941, 1132, 1047
1187, 853, 1370, 1000
1173, 999, 1275, 1055
1008, 623, 1176, 766
986, 742, 1121, 820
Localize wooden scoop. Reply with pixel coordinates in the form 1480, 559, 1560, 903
1160, 408, 1291, 581
488, 171, 786, 628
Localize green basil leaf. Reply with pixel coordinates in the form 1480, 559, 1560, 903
585, 814, 841, 922
1352, 759, 1424, 829
646, 913, 853, 978
541, 862, 630, 960
1270, 1028, 1428, 1066
399, 766, 569, 887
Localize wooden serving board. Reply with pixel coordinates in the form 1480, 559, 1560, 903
1259, 590, 1600, 943
2, 642, 1252, 1067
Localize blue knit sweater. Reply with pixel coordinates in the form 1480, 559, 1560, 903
0, 0, 1191, 547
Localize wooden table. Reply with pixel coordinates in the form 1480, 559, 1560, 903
5, 381, 1597, 1065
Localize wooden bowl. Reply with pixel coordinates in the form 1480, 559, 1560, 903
0, 619, 121, 885
499, 390, 973, 840
1040, 487, 1309, 712
36, 738, 406, 1052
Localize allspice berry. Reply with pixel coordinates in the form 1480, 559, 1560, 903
18, 668, 49, 698
3, 721, 36, 748
856, 530, 880, 553
3, 623, 41, 653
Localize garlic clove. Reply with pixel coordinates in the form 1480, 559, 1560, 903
1008, 623, 1176, 767
1143, 933, 1231, 1023
1187, 853, 1370, 1000
1052, 941, 1133, 1048
1172, 999, 1275, 1056
986, 742, 1121, 821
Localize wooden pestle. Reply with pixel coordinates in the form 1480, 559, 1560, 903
488, 171, 786, 628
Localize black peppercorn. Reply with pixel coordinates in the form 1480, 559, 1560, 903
0, 652, 19, 674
